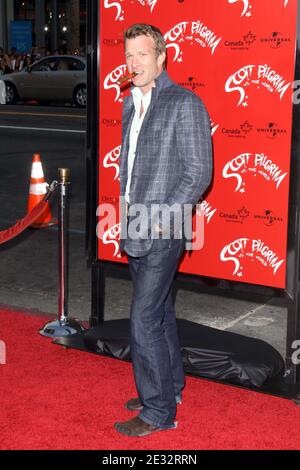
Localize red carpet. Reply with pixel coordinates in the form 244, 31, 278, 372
1, 306, 300, 450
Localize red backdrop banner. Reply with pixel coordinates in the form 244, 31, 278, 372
97, 0, 297, 288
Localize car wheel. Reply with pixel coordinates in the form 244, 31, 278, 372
5, 83, 18, 104
74, 85, 86, 107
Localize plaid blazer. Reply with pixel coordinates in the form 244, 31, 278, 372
119, 70, 212, 257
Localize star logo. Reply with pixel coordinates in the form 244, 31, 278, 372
243, 31, 256, 46
237, 207, 250, 219
240, 121, 253, 134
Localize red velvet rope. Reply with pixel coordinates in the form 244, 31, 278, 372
0, 200, 49, 245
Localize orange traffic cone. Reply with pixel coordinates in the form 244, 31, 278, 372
27, 153, 57, 228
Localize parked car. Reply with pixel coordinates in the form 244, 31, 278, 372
2, 55, 86, 107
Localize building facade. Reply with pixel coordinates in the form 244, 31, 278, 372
0, 0, 86, 54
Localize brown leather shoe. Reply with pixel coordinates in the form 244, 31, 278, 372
114, 416, 166, 437
125, 397, 143, 411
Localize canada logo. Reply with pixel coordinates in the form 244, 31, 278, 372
104, 0, 159, 22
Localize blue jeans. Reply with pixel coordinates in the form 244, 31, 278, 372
128, 238, 185, 428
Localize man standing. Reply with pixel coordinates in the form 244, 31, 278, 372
115, 24, 212, 437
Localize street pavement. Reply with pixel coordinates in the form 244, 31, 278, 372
0, 105, 288, 358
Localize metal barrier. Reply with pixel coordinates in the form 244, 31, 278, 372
40, 168, 84, 337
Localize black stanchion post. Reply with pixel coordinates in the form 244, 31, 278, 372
40, 168, 84, 338
58, 167, 69, 323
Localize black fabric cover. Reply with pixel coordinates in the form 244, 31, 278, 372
84, 319, 284, 388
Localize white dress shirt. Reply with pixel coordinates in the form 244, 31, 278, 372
125, 87, 152, 204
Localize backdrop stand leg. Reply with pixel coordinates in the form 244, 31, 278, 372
90, 260, 105, 326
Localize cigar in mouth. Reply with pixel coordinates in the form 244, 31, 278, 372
117, 71, 141, 86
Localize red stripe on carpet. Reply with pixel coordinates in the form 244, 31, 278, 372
0, 307, 300, 450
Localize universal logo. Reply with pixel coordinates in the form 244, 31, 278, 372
219, 206, 250, 224
257, 123, 287, 139
222, 120, 253, 139
260, 32, 291, 49
254, 210, 284, 226
102, 118, 122, 127
178, 76, 205, 91
224, 31, 256, 50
